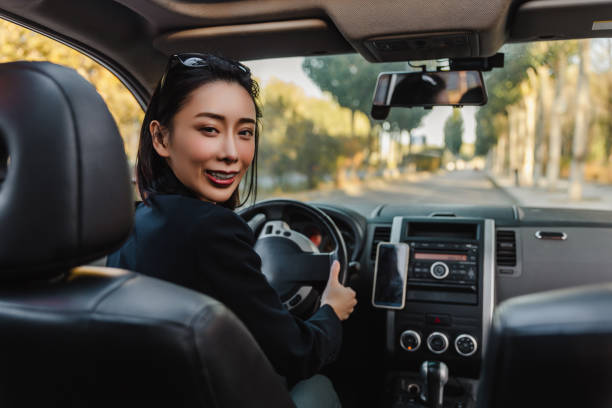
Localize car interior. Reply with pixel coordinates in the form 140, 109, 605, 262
1, 1, 612, 407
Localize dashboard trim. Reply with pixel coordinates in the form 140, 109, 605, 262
390, 216, 403, 242
386, 310, 395, 354
482, 219, 496, 357
385, 216, 404, 354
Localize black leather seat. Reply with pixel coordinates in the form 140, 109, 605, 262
477, 283, 612, 408
0, 61, 295, 408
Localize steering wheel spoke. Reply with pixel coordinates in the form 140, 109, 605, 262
239, 199, 348, 317
246, 212, 267, 232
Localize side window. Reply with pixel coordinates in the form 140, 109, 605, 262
0, 19, 144, 168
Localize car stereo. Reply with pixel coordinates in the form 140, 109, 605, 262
408, 241, 478, 288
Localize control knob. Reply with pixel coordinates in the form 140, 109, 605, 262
455, 334, 478, 357
427, 332, 449, 354
430, 262, 449, 280
400, 330, 421, 352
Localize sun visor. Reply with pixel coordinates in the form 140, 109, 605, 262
510, 0, 612, 41
153, 19, 352, 61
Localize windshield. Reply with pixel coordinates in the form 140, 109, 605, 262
245, 39, 612, 214
4, 15, 602, 215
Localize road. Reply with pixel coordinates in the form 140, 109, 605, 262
261, 170, 515, 216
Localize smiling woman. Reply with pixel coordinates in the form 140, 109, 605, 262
106, 53, 357, 408
134, 53, 260, 209
148, 79, 258, 206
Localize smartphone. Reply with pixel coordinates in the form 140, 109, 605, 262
372, 242, 410, 310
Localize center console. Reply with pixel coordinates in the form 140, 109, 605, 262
382, 216, 495, 407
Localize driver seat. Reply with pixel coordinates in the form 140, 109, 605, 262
0, 61, 295, 408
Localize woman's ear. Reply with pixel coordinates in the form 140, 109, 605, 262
150, 120, 171, 158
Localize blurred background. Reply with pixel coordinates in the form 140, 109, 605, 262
4, 18, 612, 212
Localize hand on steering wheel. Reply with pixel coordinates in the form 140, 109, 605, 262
322, 260, 357, 320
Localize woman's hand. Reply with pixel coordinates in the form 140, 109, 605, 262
321, 260, 357, 321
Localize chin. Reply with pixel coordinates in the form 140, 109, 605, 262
197, 188, 234, 204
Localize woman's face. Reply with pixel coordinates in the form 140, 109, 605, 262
152, 80, 256, 204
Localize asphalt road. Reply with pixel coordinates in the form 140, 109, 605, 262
272, 170, 515, 216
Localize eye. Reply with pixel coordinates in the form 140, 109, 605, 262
198, 126, 218, 135
239, 129, 254, 138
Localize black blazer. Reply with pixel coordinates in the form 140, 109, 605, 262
107, 194, 342, 386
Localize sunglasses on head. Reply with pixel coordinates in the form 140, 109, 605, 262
158, 53, 251, 93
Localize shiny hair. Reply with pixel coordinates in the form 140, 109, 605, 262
136, 54, 261, 209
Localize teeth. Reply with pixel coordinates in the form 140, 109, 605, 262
209, 171, 235, 180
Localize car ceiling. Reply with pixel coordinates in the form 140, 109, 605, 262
1, 0, 611, 103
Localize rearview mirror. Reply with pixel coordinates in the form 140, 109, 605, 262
371, 70, 487, 120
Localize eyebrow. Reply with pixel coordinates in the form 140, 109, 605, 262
195, 112, 255, 125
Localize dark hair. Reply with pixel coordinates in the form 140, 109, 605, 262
136, 54, 261, 209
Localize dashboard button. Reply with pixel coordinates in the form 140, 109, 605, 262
400, 330, 421, 352
426, 314, 451, 326
427, 332, 449, 354
455, 334, 478, 357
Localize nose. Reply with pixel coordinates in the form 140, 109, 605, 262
218, 133, 238, 164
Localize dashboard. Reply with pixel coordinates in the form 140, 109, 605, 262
314, 201, 612, 303
307, 202, 612, 378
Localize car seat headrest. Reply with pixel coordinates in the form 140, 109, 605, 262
477, 283, 612, 408
0, 61, 133, 280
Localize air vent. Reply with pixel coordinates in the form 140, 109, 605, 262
370, 226, 391, 261
496, 230, 516, 267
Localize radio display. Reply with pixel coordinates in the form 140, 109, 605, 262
414, 253, 467, 261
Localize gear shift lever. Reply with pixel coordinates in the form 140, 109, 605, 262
420, 361, 449, 408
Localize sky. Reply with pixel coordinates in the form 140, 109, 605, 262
245, 57, 477, 147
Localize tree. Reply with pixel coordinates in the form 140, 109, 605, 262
520, 68, 538, 186
285, 118, 340, 189
533, 63, 553, 185
302, 55, 429, 134
474, 43, 533, 158
546, 48, 569, 190
259, 78, 372, 190
569, 40, 592, 200
444, 109, 464, 155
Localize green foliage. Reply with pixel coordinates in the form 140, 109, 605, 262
483, 44, 533, 113
444, 109, 464, 155
302, 54, 429, 131
285, 118, 340, 189
302, 54, 379, 114
475, 107, 497, 156
474, 41, 584, 157
387, 108, 429, 133
474, 43, 534, 155
259, 79, 371, 190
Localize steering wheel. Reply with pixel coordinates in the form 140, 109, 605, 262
239, 199, 348, 317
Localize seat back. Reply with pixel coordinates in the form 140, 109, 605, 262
0, 61, 294, 408
477, 283, 612, 408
